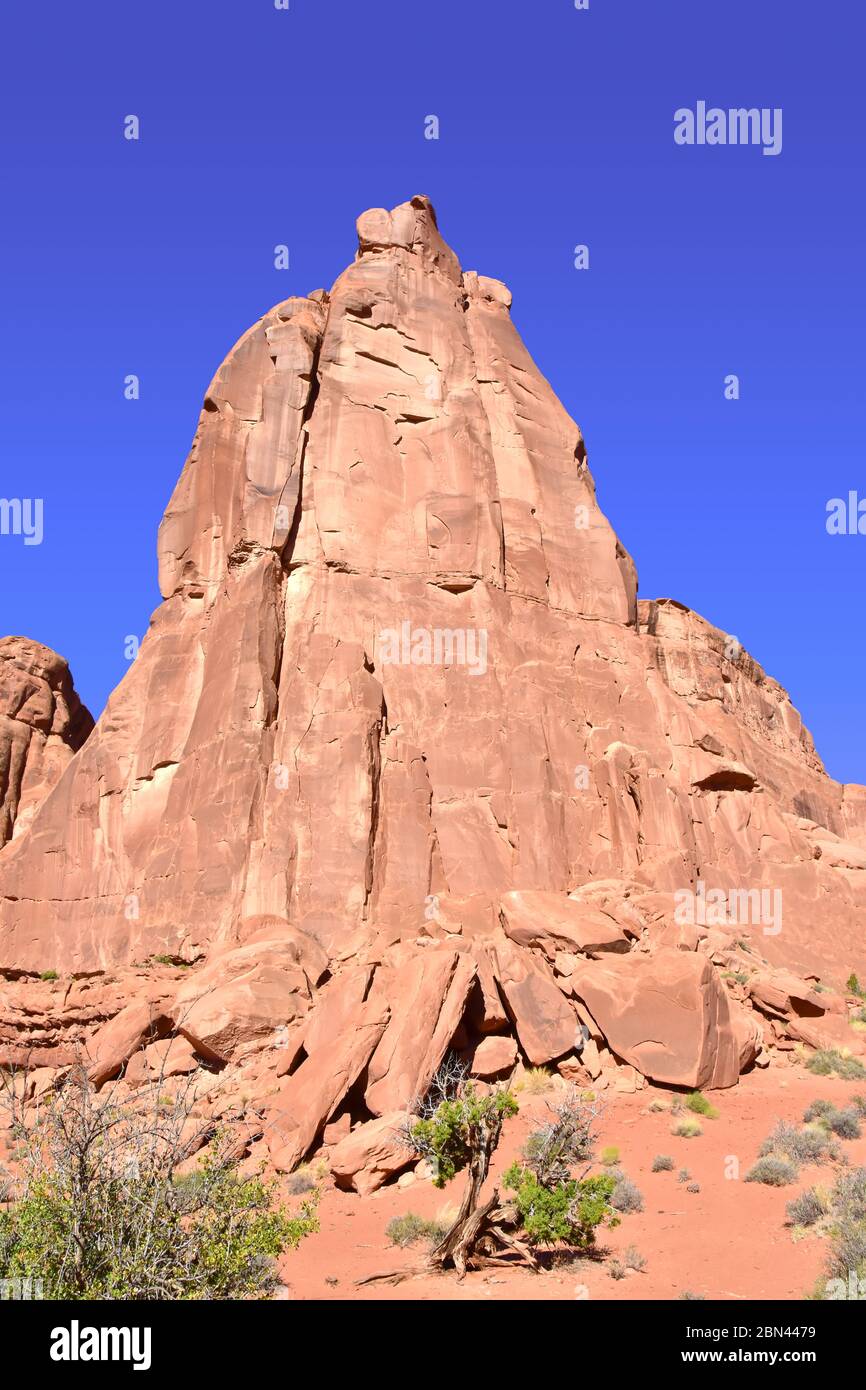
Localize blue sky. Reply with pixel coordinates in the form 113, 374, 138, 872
1, 0, 863, 782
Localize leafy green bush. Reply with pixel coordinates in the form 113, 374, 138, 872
38, 970, 58, 982
0, 1068, 316, 1300
503, 1165, 617, 1248
410, 1085, 518, 1188
745, 1156, 798, 1187
652, 1154, 674, 1172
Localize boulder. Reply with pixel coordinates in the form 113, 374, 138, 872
329, 1112, 414, 1196
174, 922, 327, 1062
569, 948, 740, 1089
459, 1034, 518, 1079
85, 1000, 176, 1088
492, 938, 578, 1065
500, 890, 630, 959
124, 1035, 199, 1086
748, 970, 826, 1019
364, 949, 475, 1116
266, 999, 389, 1171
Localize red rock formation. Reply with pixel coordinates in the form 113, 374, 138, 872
0, 637, 93, 848
1, 197, 865, 1186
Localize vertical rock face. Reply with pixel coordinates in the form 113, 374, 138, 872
0, 638, 93, 848
0, 195, 863, 1004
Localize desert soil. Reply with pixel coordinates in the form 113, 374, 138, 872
278, 1065, 865, 1301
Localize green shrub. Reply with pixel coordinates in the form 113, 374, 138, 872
806, 1049, 866, 1080
385, 1212, 446, 1248
38, 970, 58, 982
826, 1107, 862, 1141
685, 1091, 718, 1120
410, 1085, 518, 1188
745, 1156, 798, 1187
759, 1120, 832, 1166
786, 1189, 826, 1228
652, 1154, 674, 1172
803, 1099, 834, 1123
610, 1175, 644, 1214
600, 1145, 620, 1168
503, 1166, 618, 1248
0, 1070, 316, 1300
285, 1169, 317, 1196
831, 1167, 866, 1223
846, 973, 864, 998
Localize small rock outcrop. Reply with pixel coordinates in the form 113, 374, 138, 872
0, 637, 93, 848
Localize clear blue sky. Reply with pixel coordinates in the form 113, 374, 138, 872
1, 0, 863, 783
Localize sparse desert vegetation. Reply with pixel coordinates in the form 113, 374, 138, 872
745, 1155, 799, 1187
0, 1067, 317, 1299
805, 1049, 866, 1081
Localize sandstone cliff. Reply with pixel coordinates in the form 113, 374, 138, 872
1, 199, 864, 1185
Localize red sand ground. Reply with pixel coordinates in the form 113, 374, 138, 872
278, 1065, 866, 1301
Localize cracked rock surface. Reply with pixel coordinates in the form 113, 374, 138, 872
1, 198, 864, 1187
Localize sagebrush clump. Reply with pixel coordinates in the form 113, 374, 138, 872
806, 1049, 866, 1080
745, 1156, 798, 1187
386, 1212, 447, 1248
610, 1175, 644, 1214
